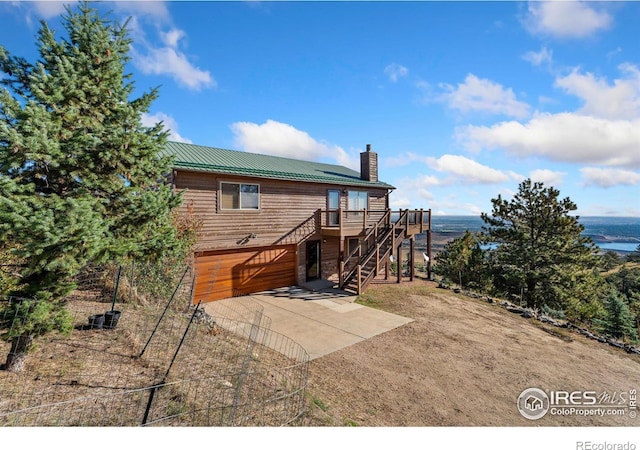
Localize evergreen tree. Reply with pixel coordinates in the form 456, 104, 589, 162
606, 265, 640, 298
627, 244, 640, 263
481, 179, 599, 310
433, 230, 488, 290
605, 265, 640, 336
0, 3, 182, 371
596, 289, 638, 342
601, 251, 622, 271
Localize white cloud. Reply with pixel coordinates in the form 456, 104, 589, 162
529, 168, 566, 187
11, 1, 75, 26
506, 169, 526, 181
415, 79, 437, 105
459, 64, 640, 171
408, 174, 442, 189
607, 47, 623, 60
426, 154, 510, 184
389, 175, 440, 210
384, 151, 431, 168
131, 28, 215, 91
141, 112, 192, 144
20, 1, 168, 23
384, 63, 408, 83
581, 167, 640, 188
113, 1, 170, 20
458, 112, 640, 169
31, 1, 74, 19
439, 74, 530, 119
389, 194, 413, 210
161, 28, 186, 48
555, 64, 640, 120
522, 46, 553, 67
523, 1, 613, 39
230, 119, 359, 169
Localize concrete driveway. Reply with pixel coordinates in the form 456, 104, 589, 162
203, 283, 413, 360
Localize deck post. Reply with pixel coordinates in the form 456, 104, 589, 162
427, 208, 432, 280
385, 260, 390, 280
409, 237, 415, 281
396, 243, 402, 284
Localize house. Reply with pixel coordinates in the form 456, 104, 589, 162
165, 141, 432, 303
525, 395, 544, 412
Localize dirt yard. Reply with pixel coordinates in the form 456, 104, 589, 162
301, 280, 640, 427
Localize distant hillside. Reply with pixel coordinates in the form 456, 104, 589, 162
414, 215, 640, 254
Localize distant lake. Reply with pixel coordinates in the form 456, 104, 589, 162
596, 242, 640, 252
430, 215, 640, 253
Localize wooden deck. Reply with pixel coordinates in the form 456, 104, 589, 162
319, 208, 430, 238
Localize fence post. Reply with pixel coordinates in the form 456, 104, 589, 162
139, 267, 190, 358
227, 308, 264, 426
129, 260, 135, 302
141, 300, 203, 426
110, 266, 122, 312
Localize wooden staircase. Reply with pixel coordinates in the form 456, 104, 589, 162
339, 209, 423, 294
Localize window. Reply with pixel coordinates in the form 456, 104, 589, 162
327, 189, 340, 226
347, 191, 368, 211
220, 182, 260, 210
348, 238, 360, 255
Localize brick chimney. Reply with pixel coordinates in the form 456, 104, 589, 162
360, 144, 378, 182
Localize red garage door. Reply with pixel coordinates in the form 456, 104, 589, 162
193, 245, 297, 303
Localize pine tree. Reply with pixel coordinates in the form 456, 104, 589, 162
627, 244, 640, 263
0, 3, 182, 371
481, 179, 600, 310
596, 289, 638, 342
433, 230, 488, 290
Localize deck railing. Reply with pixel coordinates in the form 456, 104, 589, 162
336, 208, 431, 292
319, 208, 429, 237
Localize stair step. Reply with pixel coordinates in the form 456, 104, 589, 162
340, 210, 416, 294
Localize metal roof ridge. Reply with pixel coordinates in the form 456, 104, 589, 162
166, 140, 395, 189
166, 140, 354, 172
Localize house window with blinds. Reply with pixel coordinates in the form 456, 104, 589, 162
220, 182, 260, 210
347, 191, 368, 211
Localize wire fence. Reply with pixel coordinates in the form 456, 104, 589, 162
0, 261, 310, 426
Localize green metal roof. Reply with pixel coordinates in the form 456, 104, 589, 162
164, 141, 395, 189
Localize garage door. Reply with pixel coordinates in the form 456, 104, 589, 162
193, 244, 297, 303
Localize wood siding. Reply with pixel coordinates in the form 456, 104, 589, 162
194, 244, 296, 303
320, 237, 341, 282
174, 170, 389, 251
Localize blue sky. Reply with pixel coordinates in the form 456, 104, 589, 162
2, 1, 640, 217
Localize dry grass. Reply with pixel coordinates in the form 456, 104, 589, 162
5, 278, 639, 427
303, 279, 640, 426
0, 293, 308, 426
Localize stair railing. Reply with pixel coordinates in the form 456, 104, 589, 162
340, 209, 413, 292
340, 210, 390, 286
